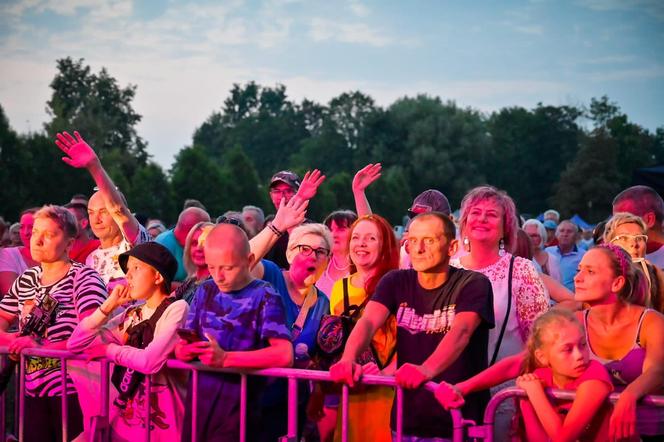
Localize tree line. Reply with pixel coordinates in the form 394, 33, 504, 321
1, 57, 663, 226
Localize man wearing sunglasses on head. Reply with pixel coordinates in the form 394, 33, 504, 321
54, 131, 152, 290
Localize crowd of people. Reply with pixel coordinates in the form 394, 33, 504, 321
0, 130, 662, 441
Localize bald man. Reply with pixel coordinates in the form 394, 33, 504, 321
175, 224, 293, 442
55, 131, 151, 289
155, 207, 210, 282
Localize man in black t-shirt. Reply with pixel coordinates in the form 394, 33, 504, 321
330, 212, 494, 439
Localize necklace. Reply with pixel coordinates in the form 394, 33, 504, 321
331, 254, 350, 272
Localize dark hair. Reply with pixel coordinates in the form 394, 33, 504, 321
20, 207, 40, 218
513, 229, 533, 260
613, 185, 664, 225
592, 221, 607, 245
324, 210, 358, 230
411, 211, 456, 242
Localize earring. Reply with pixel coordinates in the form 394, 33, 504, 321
463, 237, 471, 252
499, 238, 505, 256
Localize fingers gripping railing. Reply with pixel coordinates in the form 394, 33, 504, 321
1, 347, 465, 442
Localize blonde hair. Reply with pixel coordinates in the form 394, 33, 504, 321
183, 221, 214, 277
286, 223, 333, 264
522, 309, 581, 374
34, 205, 78, 239
603, 212, 647, 244
459, 185, 518, 252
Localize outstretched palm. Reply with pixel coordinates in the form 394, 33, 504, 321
352, 163, 382, 192
55, 131, 99, 169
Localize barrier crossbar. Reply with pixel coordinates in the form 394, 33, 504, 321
460, 386, 664, 441
0, 347, 465, 442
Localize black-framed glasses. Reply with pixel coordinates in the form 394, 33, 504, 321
294, 244, 330, 259
217, 216, 242, 227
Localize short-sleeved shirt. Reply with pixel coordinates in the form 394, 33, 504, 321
85, 225, 150, 290
185, 278, 291, 351
155, 229, 187, 282
0, 262, 107, 396
372, 267, 495, 438
0, 246, 29, 276
545, 245, 585, 292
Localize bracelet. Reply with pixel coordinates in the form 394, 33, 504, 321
268, 223, 284, 237
99, 305, 112, 316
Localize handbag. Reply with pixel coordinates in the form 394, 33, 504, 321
315, 278, 377, 370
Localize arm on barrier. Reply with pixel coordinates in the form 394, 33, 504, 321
609, 310, 664, 441
396, 311, 482, 390
196, 336, 294, 369
330, 301, 390, 387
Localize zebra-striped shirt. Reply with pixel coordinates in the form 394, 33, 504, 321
0, 262, 107, 397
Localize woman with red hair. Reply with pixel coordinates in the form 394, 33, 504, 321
326, 214, 399, 442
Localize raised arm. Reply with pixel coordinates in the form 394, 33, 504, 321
55, 131, 140, 243
352, 163, 381, 217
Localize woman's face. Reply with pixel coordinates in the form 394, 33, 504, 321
19, 213, 34, 248
524, 224, 543, 249
465, 199, 504, 246
573, 248, 621, 304
349, 220, 382, 270
330, 220, 351, 255
30, 217, 71, 263
610, 223, 647, 259
190, 228, 207, 268
288, 233, 330, 287
125, 256, 160, 300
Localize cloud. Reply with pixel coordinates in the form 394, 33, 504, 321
513, 25, 544, 35
309, 18, 392, 47
576, 0, 664, 20
348, 0, 370, 17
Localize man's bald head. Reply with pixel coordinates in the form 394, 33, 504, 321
204, 224, 254, 292
174, 207, 211, 245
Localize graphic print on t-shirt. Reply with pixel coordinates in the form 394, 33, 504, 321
396, 301, 455, 334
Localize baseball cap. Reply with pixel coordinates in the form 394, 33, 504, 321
408, 189, 451, 217
270, 171, 301, 190
543, 220, 558, 230
119, 242, 178, 292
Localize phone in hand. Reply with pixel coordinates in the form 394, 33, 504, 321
176, 328, 203, 343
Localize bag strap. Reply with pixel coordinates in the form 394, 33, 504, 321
292, 288, 317, 338
490, 255, 515, 366
342, 277, 371, 319
125, 297, 174, 341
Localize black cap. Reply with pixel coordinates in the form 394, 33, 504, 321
118, 242, 178, 292
269, 170, 301, 190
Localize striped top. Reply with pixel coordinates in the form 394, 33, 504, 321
0, 262, 107, 397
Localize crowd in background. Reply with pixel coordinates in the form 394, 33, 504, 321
0, 131, 662, 441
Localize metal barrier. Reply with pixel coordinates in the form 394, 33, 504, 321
0, 347, 464, 442
458, 386, 664, 441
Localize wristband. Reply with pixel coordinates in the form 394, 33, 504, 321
268, 223, 284, 237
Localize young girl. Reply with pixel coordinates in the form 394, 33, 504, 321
517, 309, 614, 442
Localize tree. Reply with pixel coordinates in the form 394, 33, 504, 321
0, 104, 34, 220
221, 144, 267, 211
45, 57, 148, 180
170, 146, 231, 217
551, 129, 621, 221
129, 162, 175, 223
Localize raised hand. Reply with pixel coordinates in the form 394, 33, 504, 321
271, 194, 308, 232
352, 163, 382, 193
295, 169, 326, 201
55, 131, 100, 169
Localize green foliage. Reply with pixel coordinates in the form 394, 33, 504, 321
3, 62, 664, 226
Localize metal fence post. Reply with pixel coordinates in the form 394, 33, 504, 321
240, 374, 247, 442
395, 386, 403, 442
18, 355, 25, 442
144, 375, 151, 442
287, 376, 298, 440
60, 357, 69, 442
341, 384, 349, 442
191, 368, 198, 440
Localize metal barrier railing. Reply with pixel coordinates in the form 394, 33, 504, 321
459, 386, 664, 441
0, 347, 464, 442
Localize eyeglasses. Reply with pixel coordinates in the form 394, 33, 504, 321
217, 216, 242, 227
611, 234, 648, 245
293, 244, 330, 259
270, 188, 296, 197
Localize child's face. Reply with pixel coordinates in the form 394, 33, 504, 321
536, 322, 589, 386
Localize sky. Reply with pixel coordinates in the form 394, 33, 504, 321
1, 0, 663, 170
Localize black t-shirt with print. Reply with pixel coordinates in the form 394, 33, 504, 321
373, 267, 495, 438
